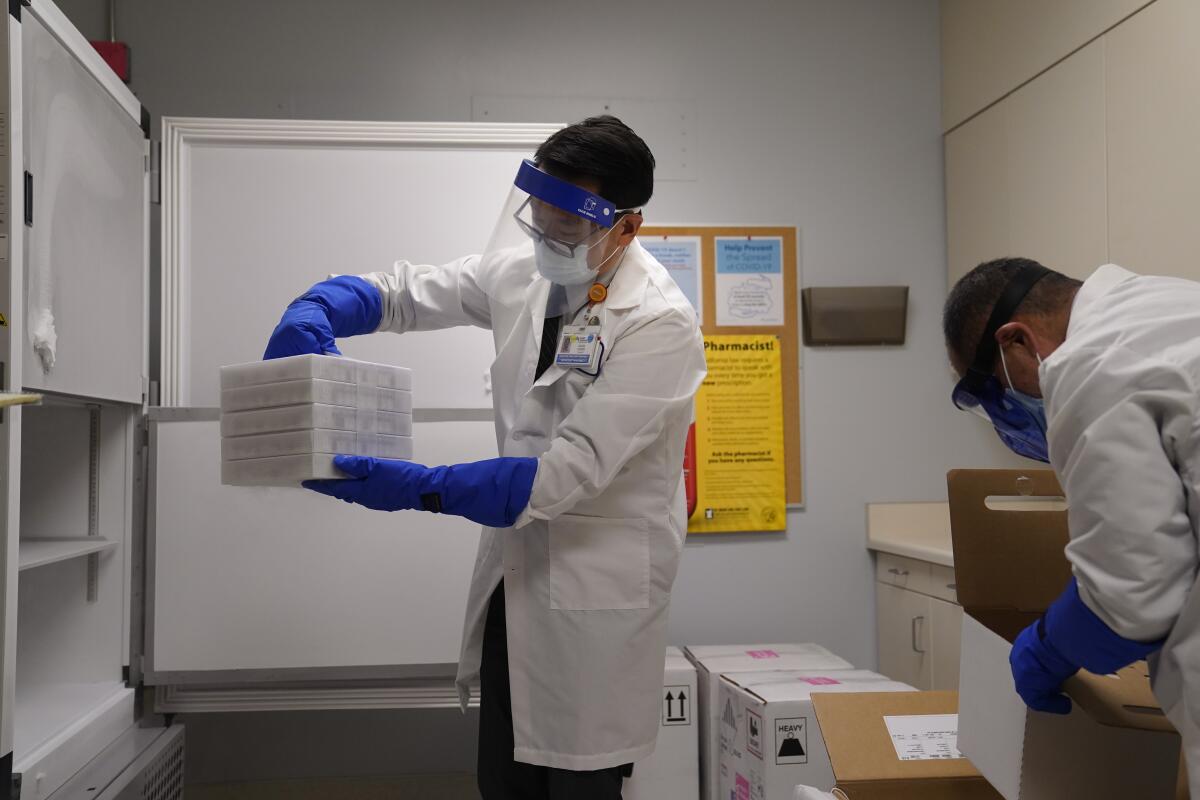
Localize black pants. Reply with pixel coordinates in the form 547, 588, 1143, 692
477, 585, 631, 800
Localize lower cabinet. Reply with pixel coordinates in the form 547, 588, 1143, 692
875, 560, 963, 690
876, 582, 933, 690
930, 596, 964, 690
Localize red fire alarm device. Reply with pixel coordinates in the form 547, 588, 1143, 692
90, 40, 130, 83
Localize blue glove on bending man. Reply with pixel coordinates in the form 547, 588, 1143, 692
264, 276, 383, 359
1010, 577, 1164, 714
305, 455, 538, 528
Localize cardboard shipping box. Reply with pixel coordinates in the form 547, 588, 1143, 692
948, 469, 1182, 800
718, 670, 914, 799
811, 690, 1001, 800
624, 647, 700, 800
685, 644, 855, 800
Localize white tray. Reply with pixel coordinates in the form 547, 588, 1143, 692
221, 404, 412, 438
222, 429, 413, 461
221, 453, 345, 486
221, 379, 412, 413
220, 354, 412, 392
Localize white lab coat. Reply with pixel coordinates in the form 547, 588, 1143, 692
360, 240, 707, 770
1041, 264, 1200, 796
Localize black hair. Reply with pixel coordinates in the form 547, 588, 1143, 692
943, 257, 1082, 370
534, 115, 655, 211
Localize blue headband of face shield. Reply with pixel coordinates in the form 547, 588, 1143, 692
514, 159, 617, 228
951, 264, 1052, 462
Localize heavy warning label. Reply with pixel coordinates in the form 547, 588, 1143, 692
775, 717, 808, 765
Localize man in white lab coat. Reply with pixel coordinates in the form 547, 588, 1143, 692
943, 257, 1199, 796
262, 116, 707, 799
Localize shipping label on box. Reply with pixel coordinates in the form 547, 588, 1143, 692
716, 670, 913, 800
812, 690, 1002, 800
684, 644, 854, 800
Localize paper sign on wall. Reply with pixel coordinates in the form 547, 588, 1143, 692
688, 334, 786, 533
715, 237, 784, 327
642, 235, 702, 315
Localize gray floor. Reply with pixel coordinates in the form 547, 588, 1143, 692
186, 775, 480, 800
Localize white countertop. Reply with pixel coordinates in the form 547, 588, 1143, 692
866, 502, 954, 567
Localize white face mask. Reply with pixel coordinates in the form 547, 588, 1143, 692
534, 225, 621, 285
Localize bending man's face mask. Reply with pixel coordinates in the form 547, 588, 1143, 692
478, 159, 635, 287
950, 263, 1052, 463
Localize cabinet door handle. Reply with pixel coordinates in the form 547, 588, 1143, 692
947, 583, 957, 591
888, 568, 909, 577
911, 615, 927, 654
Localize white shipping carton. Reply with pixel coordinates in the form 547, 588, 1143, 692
624, 647, 699, 800
948, 469, 1183, 800
717, 670, 914, 799
958, 615, 1180, 800
684, 644, 854, 800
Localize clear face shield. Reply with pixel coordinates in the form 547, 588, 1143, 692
481, 159, 627, 286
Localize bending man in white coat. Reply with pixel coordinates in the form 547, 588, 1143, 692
944, 257, 1199, 796
262, 116, 707, 800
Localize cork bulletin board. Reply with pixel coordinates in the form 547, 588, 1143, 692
639, 226, 803, 505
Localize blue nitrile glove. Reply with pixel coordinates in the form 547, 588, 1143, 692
263, 276, 383, 360
1010, 578, 1165, 714
303, 455, 538, 528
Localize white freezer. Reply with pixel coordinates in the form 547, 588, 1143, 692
0, 2, 563, 793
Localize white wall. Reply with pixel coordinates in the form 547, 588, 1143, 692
56, 0, 1015, 783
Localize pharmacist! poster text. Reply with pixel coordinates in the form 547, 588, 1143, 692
688, 334, 787, 533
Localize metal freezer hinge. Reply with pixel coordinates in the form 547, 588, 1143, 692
150, 140, 162, 205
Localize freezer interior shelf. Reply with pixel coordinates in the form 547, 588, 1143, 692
13, 680, 130, 769
18, 537, 118, 571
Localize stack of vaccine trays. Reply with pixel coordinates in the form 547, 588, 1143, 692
219, 354, 413, 486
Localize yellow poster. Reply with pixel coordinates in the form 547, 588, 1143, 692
687, 334, 787, 533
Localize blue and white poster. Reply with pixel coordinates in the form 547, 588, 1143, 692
715, 237, 784, 326
642, 236, 702, 315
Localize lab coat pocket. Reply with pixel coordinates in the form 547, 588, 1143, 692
548, 514, 650, 611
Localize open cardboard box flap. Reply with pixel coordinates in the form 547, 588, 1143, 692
947, 469, 1171, 733
812, 691, 1000, 799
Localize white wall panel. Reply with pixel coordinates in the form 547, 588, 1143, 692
946, 41, 1107, 286
942, 0, 1153, 131
1106, 0, 1200, 279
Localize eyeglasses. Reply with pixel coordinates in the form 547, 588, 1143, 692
514, 198, 639, 257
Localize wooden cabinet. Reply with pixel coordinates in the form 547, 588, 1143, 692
874, 554, 962, 691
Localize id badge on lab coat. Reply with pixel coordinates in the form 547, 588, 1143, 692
555, 325, 602, 372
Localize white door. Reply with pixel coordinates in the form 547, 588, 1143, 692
876, 582, 933, 690
930, 597, 964, 690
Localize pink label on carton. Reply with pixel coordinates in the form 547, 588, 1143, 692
746, 650, 779, 659
802, 677, 841, 685
736, 773, 750, 800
